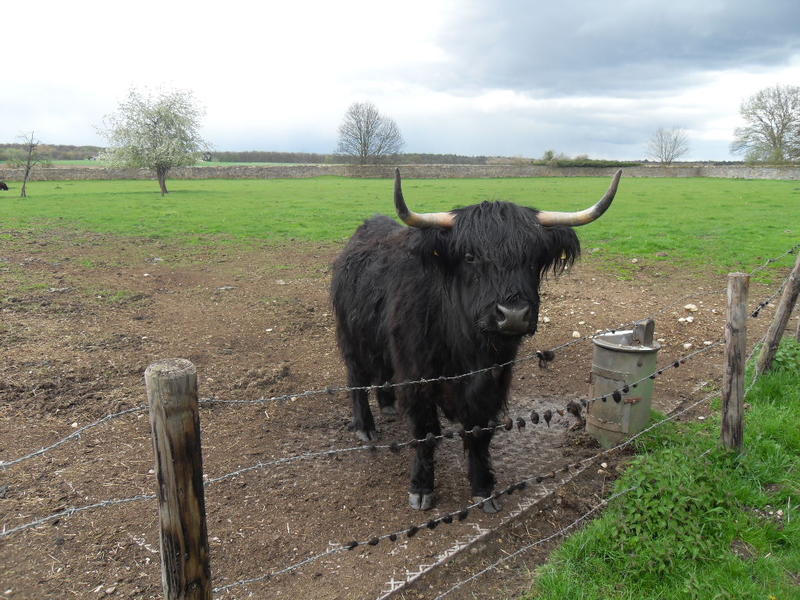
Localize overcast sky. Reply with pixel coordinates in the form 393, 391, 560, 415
3, 0, 799, 160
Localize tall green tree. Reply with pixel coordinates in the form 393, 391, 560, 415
99, 88, 210, 195
731, 84, 800, 163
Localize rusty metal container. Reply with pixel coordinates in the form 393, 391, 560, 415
586, 319, 660, 448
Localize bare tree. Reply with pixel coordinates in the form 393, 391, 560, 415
731, 84, 800, 163
337, 102, 404, 165
8, 132, 47, 198
646, 127, 690, 164
99, 88, 210, 195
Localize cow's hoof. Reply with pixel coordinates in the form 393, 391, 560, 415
380, 405, 398, 417
355, 429, 377, 442
472, 496, 502, 513
409, 492, 434, 511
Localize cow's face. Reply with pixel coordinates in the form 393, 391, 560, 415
394, 169, 619, 341
425, 201, 580, 339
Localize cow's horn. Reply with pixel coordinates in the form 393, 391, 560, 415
394, 169, 455, 228
536, 169, 622, 227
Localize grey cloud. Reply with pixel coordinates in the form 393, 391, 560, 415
431, 0, 800, 96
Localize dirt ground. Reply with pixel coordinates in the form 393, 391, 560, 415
0, 229, 791, 599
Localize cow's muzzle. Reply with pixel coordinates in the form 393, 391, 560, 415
495, 304, 532, 335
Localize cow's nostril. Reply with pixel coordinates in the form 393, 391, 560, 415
496, 304, 530, 333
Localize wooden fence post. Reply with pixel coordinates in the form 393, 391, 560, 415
145, 359, 211, 600
721, 273, 749, 453
756, 252, 800, 375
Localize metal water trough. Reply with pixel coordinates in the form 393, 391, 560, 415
586, 319, 660, 448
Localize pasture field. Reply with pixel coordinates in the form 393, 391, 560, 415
0, 175, 798, 598
0, 175, 798, 275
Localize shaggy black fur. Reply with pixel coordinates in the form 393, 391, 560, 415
0, 182, 8, 191
331, 200, 581, 508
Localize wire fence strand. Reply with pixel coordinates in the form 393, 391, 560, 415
2, 244, 794, 471
0, 405, 146, 469
1, 268, 788, 544
431, 486, 636, 600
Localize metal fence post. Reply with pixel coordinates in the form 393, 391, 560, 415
145, 359, 211, 600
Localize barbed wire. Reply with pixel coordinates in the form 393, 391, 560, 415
0, 405, 146, 469
427, 335, 778, 600
2, 245, 794, 471
202, 335, 726, 487
431, 486, 636, 600
0, 328, 735, 544
212, 546, 342, 594
0, 259, 790, 545
747, 242, 799, 277
0, 494, 156, 539
212, 383, 724, 596
750, 276, 790, 318
2, 298, 780, 600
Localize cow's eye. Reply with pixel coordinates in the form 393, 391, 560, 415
464, 253, 476, 263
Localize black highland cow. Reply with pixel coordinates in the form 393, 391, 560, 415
332, 169, 621, 512
0, 181, 8, 191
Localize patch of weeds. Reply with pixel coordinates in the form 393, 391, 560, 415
609, 447, 736, 580
769, 337, 800, 372
77, 258, 98, 269
21, 282, 50, 292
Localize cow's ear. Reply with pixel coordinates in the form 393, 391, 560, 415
537, 226, 581, 277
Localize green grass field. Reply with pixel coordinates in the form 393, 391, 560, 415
0, 176, 797, 275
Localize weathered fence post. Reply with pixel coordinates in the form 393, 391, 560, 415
145, 359, 211, 600
756, 252, 800, 375
722, 273, 749, 452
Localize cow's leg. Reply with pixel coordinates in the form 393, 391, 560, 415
348, 388, 376, 441
346, 367, 377, 441
376, 365, 397, 417
377, 387, 397, 417
407, 397, 440, 510
465, 428, 501, 513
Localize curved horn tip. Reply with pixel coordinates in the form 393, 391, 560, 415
607, 168, 622, 194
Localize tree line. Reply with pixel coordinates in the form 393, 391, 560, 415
0, 143, 101, 161
208, 150, 493, 165
5, 85, 798, 196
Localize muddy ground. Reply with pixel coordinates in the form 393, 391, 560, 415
0, 230, 791, 599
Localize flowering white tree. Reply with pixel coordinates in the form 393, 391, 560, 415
99, 88, 210, 195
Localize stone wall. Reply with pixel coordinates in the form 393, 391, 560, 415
1, 163, 800, 181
